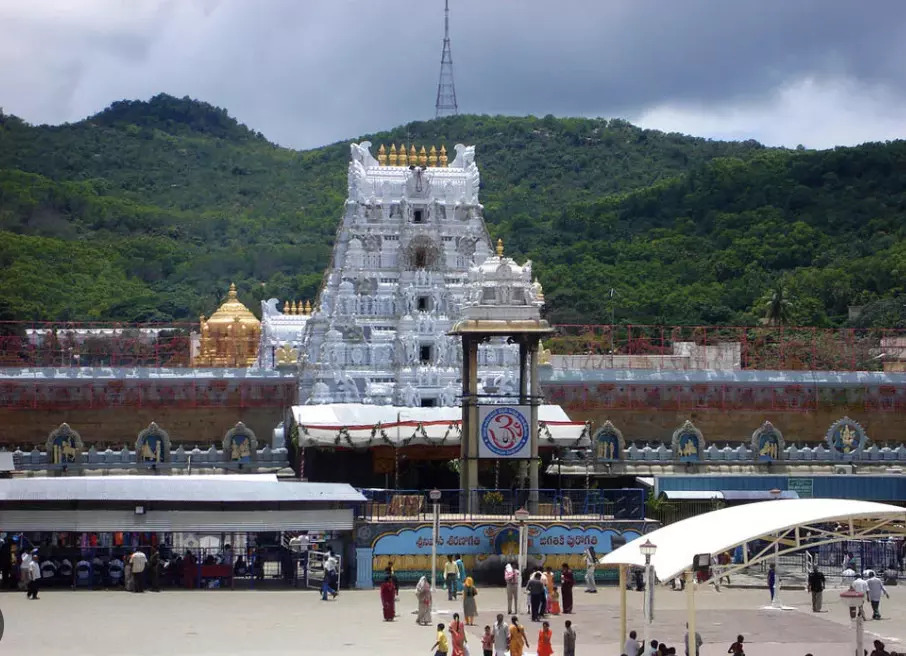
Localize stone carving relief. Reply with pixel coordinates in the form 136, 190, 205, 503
136, 422, 171, 464
672, 420, 704, 462
47, 423, 83, 465
223, 422, 258, 463
440, 383, 459, 407
594, 421, 625, 461
825, 416, 867, 457
752, 421, 785, 462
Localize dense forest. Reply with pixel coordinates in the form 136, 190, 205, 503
1, 93, 904, 327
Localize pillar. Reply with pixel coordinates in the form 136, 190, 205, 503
528, 339, 540, 513
619, 565, 628, 648
460, 335, 480, 512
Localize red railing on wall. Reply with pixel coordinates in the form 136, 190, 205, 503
0, 322, 197, 368
548, 324, 903, 372
0, 321, 903, 372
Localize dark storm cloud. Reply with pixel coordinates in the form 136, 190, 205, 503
1, 0, 904, 149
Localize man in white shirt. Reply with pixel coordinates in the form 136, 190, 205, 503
849, 574, 868, 619
321, 550, 338, 600
130, 549, 148, 593
623, 630, 640, 656
865, 570, 890, 619
492, 613, 509, 656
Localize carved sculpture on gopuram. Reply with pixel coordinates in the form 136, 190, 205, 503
294, 142, 524, 407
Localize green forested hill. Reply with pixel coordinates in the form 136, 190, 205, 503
1, 93, 904, 326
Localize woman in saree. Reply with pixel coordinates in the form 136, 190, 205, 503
415, 575, 432, 625
537, 621, 554, 656
560, 563, 575, 614
449, 612, 467, 656
543, 566, 555, 613
509, 616, 530, 656
380, 575, 396, 621
462, 576, 478, 625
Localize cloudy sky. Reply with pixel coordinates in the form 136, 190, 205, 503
1, 0, 905, 150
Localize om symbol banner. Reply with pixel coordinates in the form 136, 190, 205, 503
477, 405, 531, 459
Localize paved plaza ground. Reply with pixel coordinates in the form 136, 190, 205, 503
1, 583, 904, 655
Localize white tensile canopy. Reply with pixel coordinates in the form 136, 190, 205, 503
291, 403, 587, 447
599, 498, 906, 583
599, 498, 906, 651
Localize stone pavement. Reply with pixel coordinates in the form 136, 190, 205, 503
0, 583, 904, 655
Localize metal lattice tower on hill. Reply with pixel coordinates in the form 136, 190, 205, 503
435, 0, 458, 118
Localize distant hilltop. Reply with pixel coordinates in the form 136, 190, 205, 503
1, 93, 905, 329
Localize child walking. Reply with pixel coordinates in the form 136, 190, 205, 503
550, 586, 561, 615
482, 625, 494, 656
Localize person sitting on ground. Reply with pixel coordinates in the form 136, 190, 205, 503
642, 639, 658, 656
871, 640, 889, 656
623, 630, 640, 656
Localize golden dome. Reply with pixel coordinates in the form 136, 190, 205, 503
204, 283, 260, 327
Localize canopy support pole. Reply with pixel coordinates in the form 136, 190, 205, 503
686, 570, 696, 656
619, 564, 627, 648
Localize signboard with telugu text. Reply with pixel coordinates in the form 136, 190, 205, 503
371, 523, 640, 555
478, 405, 531, 459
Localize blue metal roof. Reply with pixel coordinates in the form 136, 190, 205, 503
656, 475, 906, 501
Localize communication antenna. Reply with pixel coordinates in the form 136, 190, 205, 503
435, 0, 459, 118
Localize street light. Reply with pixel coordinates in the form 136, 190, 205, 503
769, 488, 783, 607
429, 488, 442, 613
639, 539, 657, 649
840, 588, 865, 656
515, 507, 531, 614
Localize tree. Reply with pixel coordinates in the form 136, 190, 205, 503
760, 277, 795, 326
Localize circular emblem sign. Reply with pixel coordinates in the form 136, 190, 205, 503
480, 407, 530, 457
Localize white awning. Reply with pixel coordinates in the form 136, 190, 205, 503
0, 475, 365, 504
660, 490, 723, 501
291, 403, 587, 448
659, 490, 800, 501
599, 498, 906, 582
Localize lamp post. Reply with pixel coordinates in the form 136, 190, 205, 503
639, 539, 657, 649
769, 488, 782, 607
429, 488, 441, 613
515, 506, 530, 614
841, 588, 865, 656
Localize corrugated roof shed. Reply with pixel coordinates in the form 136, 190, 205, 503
0, 475, 365, 504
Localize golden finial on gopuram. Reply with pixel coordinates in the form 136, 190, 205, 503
283, 300, 291, 314
294, 300, 302, 315
496, 238, 504, 257
304, 300, 312, 315
398, 144, 408, 166
439, 145, 448, 166
377, 144, 387, 165
418, 146, 428, 166
409, 145, 417, 165
428, 145, 438, 167
389, 144, 398, 166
